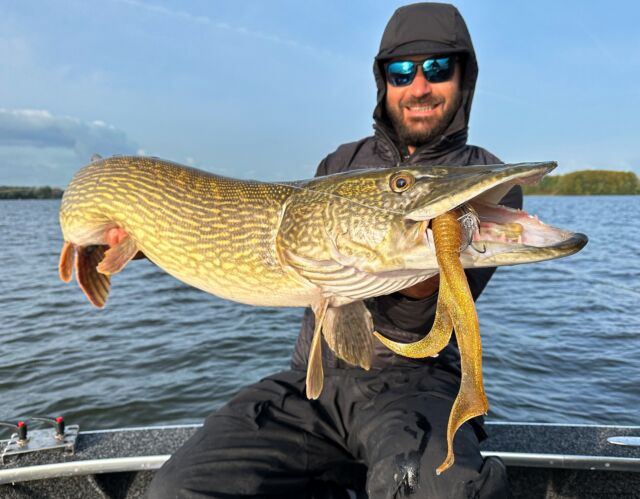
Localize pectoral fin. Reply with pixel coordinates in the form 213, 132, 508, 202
76, 245, 111, 308
97, 233, 138, 275
306, 299, 329, 400
322, 301, 373, 370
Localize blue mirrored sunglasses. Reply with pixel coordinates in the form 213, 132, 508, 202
386, 56, 455, 87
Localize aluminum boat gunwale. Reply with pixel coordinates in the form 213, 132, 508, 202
1, 422, 639, 498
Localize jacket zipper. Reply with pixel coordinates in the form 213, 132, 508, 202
374, 124, 442, 167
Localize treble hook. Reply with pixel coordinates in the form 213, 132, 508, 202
457, 205, 480, 252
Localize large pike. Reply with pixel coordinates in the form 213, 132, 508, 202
58, 156, 587, 473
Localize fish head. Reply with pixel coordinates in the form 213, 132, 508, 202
399, 161, 589, 269
281, 161, 587, 278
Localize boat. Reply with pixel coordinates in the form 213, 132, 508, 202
1, 420, 639, 498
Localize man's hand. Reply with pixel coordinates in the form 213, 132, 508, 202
397, 274, 440, 299
105, 227, 147, 260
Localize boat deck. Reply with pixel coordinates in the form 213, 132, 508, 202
1, 422, 639, 498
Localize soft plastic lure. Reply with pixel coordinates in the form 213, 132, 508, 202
375, 210, 488, 474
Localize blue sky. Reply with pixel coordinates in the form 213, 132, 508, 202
1, 0, 639, 187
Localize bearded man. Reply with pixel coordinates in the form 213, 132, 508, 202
149, 3, 516, 498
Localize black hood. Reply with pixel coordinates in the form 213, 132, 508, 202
373, 3, 479, 153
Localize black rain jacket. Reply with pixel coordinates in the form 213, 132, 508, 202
292, 3, 522, 372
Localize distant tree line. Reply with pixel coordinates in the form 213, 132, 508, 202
0, 186, 64, 199
523, 170, 640, 195
1, 170, 638, 198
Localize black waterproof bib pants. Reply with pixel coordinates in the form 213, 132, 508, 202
148, 367, 509, 498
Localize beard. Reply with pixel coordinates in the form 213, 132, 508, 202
387, 93, 462, 148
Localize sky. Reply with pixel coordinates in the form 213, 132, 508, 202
1, 0, 639, 187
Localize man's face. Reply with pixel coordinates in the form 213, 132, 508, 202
385, 54, 462, 149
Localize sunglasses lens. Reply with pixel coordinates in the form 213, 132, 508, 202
386, 56, 455, 86
422, 56, 454, 83
386, 61, 417, 87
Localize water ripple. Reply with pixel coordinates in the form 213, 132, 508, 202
1, 197, 638, 431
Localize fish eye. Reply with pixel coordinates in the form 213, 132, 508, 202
390, 173, 415, 193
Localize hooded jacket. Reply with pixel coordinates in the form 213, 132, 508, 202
292, 3, 522, 372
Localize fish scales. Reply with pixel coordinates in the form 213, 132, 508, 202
60, 157, 317, 305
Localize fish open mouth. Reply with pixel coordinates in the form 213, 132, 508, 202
407, 162, 588, 266
458, 200, 588, 266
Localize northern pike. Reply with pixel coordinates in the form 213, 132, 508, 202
58, 156, 587, 473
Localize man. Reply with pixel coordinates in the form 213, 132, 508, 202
149, 3, 517, 498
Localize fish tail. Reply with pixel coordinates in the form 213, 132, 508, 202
75, 245, 112, 308
59, 225, 141, 308
58, 241, 75, 283
60, 241, 113, 308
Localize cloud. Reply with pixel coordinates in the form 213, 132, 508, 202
0, 109, 138, 187
113, 0, 333, 57
0, 108, 137, 160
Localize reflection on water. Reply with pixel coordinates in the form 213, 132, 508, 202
0, 196, 638, 431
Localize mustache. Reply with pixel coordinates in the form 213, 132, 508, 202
402, 97, 444, 107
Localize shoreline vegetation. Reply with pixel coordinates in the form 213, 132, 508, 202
1, 170, 638, 199
0, 186, 64, 199
522, 170, 639, 195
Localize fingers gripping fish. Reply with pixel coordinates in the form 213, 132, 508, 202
58, 156, 587, 472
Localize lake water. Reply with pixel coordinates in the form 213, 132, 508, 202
0, 196, 638, 433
